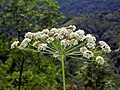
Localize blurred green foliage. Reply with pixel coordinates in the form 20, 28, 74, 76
0, 0, 119, 90
0, 0, 64, 89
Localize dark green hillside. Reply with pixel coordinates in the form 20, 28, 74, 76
58, 0, 120, 14
62, 10, 120, 49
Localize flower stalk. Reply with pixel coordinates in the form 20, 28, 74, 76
61, 55, 66, 90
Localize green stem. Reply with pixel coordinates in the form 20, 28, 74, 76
61, 55, 66, 90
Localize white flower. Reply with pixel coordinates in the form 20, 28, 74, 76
70, 39, 78, 46
86, 42, 96, 49
83, 50, 94, 59
69, 32, 78, 39
25, 32, 35, 39
47, 37, 54, 43
75, 29, 85, 41
20, 38, 31, 48
99, 41, 111, 53
54, 33, 64, 39
69, 25, 76, 31
79, 35, 86, 41
50, 28, 58, 35
32, 41, 41, 48
75, 29, 85, 36
80, 47, 88, 53
42, 29, 49, 34
41, 34, 49, 39
11, 41, 20, 49
34, 31, 49, 40
66, 25, 76, 32
34, 31, 42, 40
99, 41, 106, 46
96, 56, 105, 65
38, 43, 47, 51
86, 34, 96, 42
101, 44, 111, 53
60, 27, 69, 36
60, 39, 71, 47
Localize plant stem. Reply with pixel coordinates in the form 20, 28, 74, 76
61, 55, 66, 90
18, 51, 25, 90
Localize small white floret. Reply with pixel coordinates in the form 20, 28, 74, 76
96, 56, 105, 65
20, 38, 31, 48
75, 29, 85, 36
80, 47, 88, 53
38, 43, 47, 51
42, 29, 49, 34
86, 34, 96, 42
69, 32, 78, 39
25, 32, 35, 39
11, 41, 20, 49
60, 39, 71, 47
83, 50, 94, 59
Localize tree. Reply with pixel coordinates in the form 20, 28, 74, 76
0, 0, 64, 40
0, 0, 64, 89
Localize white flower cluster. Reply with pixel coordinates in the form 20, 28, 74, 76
60, 39, 71, 47
37, 43, 47, 51
25, 32, 35, 39
99, 41, 111, 53
20, 38, 31, 48
83, 50, 94, 59
96, 56, 105, 65
11, 25, 111, 61
80, 47, 88, 53
11, 41, 20, 49
80, 47, 94, 59
86, 34, 96, 49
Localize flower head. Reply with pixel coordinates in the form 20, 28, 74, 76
11, 25, 111, 63
96, 56, 105, 65
69, 32, 78, 39
99, 41, 111, 53
60, 27, 69, 36
38, 43, 47, 51
47, 37, 54, 43
86, 42, 96, 49
20, 38, 31, 48
32, 41, 41, 48
54, 33, 64, 39
25, 32, 35, 39
99, 41, 106, 46
60, 39, 71, 47
50, 28, 58, 35
66, 25, 76, 32
42, 29, 49, 34
11, 41, 20, 49
83, 50, 94, 59
80, 47, 88, 53
70, 39, 78, 46
86, 34, 96, 43
75, 29, 85, 36
101, 44, 111, 53
34, 31, 42, 40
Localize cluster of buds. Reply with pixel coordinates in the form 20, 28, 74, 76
11, 25, 111, 64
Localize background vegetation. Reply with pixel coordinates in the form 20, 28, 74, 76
0, 0, 120, 90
